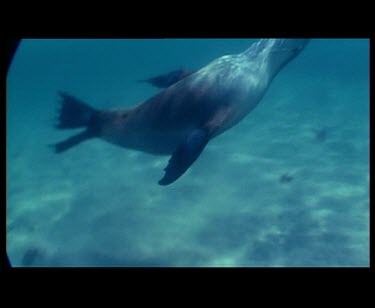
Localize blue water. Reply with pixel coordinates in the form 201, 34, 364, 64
6, 39, 369, 267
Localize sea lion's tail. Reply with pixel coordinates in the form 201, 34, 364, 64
53, 92, 101, 153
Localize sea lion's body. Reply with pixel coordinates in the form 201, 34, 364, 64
55, 39, 310, 185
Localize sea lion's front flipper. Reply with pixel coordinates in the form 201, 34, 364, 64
158, 128, 209, 186
139, 69, 193, 88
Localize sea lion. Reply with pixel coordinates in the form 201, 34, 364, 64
54, 39, 310, 185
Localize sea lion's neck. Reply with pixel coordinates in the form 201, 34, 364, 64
242, 38, 309, 81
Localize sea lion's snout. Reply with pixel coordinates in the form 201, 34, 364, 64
293, 39, 310, 52
266, 38, 310, 77
274, 38, 310, 54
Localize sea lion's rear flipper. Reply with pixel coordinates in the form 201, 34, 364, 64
139, 69, 193, 88
53, 130, 94, 153
52, 92, 100, 153
56, 92, 97, 129
158, 129, 209, 186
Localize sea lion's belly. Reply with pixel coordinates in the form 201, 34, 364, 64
107, 126, 195, 155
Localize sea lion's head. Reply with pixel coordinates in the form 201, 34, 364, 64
267, 38, 310, 75
244, 39, 310, 79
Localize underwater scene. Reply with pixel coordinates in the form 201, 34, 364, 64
6, 39, 369, 267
